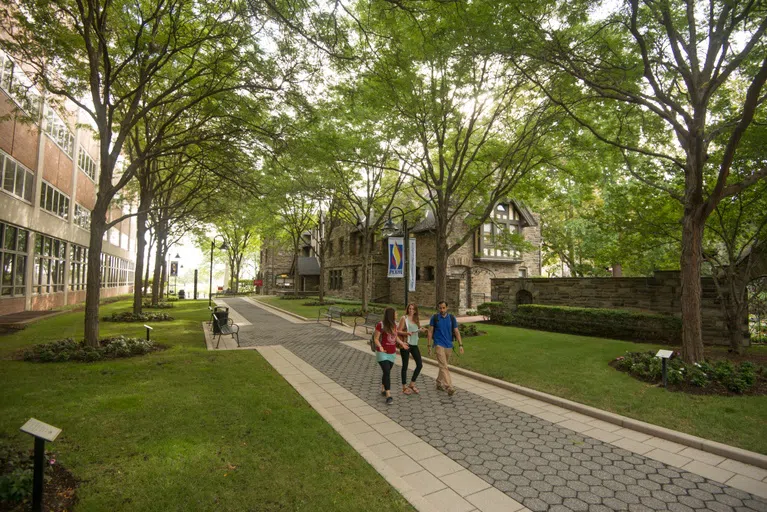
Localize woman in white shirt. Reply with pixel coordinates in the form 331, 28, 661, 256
398, 303, 427, 395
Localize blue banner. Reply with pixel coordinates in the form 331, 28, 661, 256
387, 237, 404, 278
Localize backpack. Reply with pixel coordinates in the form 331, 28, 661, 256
369, 321, 381, 352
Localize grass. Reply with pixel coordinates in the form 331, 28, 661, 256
255, 296, 437, 322
0, 299, 414, 511
449, 323, 767, 455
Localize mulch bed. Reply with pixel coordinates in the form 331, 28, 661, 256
0, 462, 77, 512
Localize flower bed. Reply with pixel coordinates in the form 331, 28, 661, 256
0, 446, 76, 511
103, 312, 174, 322
22, 336, 162, 363
303, 300, 336, 307
458, 323, 485, 337
611, 351, 767, 395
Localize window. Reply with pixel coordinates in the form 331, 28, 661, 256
0, 150, 34, 203
328, 269, 344, 290
424, 266, 434, 281
519, 268, 527, 278
328, 240, 333, 257
352, 267, 358, 285
0, 222, 29, 296
77, 147, 97, 181
40, 181, 70, 220
43, 106, 75, 156
34, 234, 66, 294
69, 244, 88, 291
0, 50, 42, 120
100, 253, 135, 288
74, 204, 91, 230
339, 238, 344, 256
477, 202, 523, 260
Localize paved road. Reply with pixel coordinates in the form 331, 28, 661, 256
232, 299, 767, 512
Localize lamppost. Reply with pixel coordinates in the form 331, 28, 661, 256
383, 206, 408, 307
209, 236, 229, 307
173, 253, 180, 296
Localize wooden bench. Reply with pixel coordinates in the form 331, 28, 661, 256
212, 314, 240, 349
318, 306, 344, 326
353, 312, 382, 336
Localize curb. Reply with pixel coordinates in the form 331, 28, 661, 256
419, 355, 767, 470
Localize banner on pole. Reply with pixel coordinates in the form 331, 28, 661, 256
387, 237, 404, 278
170, 261, 178, 277
408, 238, 416, 292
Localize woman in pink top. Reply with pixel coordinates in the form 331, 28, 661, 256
374, 307, 409, 405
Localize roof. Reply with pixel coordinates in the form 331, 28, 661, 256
297, 256, 321, 276
409, 200, 538, 233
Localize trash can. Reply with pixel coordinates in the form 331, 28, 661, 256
212, 306, 229, 334
178, 290, 186, 299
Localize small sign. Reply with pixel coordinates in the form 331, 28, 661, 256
254, 279, 263, 287
143, 324, 153, 331
20, 418, 61, 442
655, 349, 674, 359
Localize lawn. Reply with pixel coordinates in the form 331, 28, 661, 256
255, 296, 436, 322
450, 323, 767, 455
0, 299, 414, 511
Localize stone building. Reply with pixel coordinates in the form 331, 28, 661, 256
0, 49, 136, 315
321, 200, 541, 312
257, 231, 320, 294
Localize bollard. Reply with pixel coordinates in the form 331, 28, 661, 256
144, 324, 153, 342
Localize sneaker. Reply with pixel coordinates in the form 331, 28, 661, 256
447, 387, 456, 396
386, 396, 393, 405
436, 384, 445, 392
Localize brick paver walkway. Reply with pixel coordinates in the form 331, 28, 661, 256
228, 298, 767, 512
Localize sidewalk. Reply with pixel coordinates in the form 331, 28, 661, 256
207, 298, 767, 512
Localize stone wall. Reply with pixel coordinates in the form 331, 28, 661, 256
491, 271, 743, 345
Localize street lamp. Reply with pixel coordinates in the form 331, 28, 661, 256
209, 237, 229, 307
382, 206, 408, 307
174, 253, 181, 297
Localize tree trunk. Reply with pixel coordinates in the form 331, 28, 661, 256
132, 190, 151, 314
434, 227, 449, 307
84, 210, 107, 347
361, 232, 371, 311
318, 253, 326, 303
151, 234, 166, 305
680, 212, 705, 363
143, 234, 154, 295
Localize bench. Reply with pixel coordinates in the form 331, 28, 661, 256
212, 314, 240, 349
318, 306, 344, 326
353, 313, 382, 336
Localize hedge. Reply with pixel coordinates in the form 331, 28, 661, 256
508, 304, 682, 344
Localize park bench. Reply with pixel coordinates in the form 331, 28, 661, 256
318, 306, 344, 326
353, 312, 382, 336
212, 314, 240, 349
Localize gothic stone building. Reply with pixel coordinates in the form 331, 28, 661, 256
321, 200, 541, 313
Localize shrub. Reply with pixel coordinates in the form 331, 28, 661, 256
103, 312, 174, 322
466, 310, 479, 316
142, 301, 174, 309
304, 300, 336, 306
458, 324, 481, 337
477, 302, 509, 323
22, 336, 159, 363
613, 351, 765, 393
509, 305, 682, 344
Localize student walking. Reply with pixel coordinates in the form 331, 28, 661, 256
398, 303, 427, 395
427, 300, 463, 396
374, 307, 409, 405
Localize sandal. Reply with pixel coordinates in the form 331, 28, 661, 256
402, 387, 412, 395
409, 384, 420, 394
